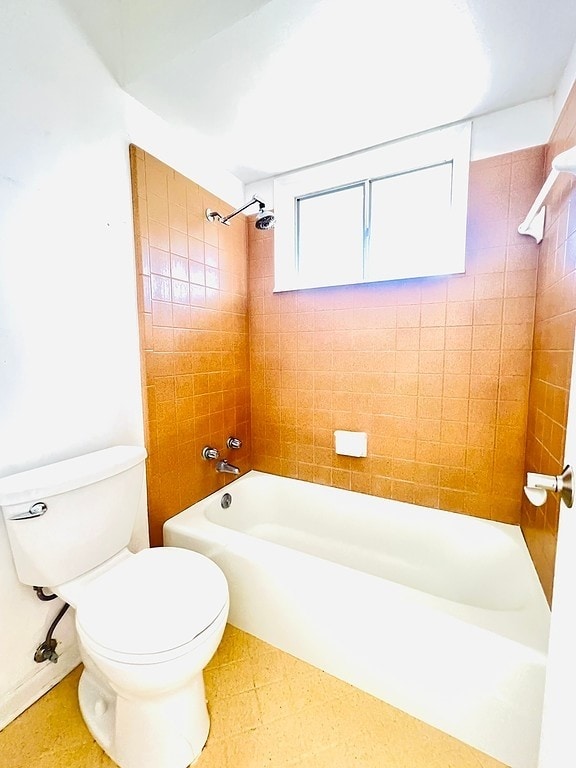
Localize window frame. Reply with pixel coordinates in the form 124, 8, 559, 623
273, 122, 471, 292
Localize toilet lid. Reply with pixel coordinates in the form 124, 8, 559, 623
76, 548, 228, 660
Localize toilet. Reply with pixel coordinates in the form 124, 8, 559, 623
0, 445, 229, 768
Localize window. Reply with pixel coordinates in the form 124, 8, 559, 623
273, 123, 471, 291
297, 183, 365, 286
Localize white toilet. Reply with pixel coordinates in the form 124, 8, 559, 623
0, 445, 229, 768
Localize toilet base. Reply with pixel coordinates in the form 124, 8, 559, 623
78, 666, 210, 768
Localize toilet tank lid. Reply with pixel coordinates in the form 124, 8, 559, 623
0, 446, 147, 506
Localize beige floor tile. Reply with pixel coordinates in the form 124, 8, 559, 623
195, 735, 227, 767
286, 663, 336, 710
225, 728, 283, 767
205, 657, 255, 699
252, 647, 289, 687
287, 745, 352, 768
255, 681, 295, 723
0, 625, 509, 768
0, 667, 115, 768
208, 687, 261, 740
206, 623, 251, 668
207, 624, 268, 669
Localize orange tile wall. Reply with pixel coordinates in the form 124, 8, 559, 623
249, 146, 545, 525
130, 146, 251, 546
129, 136, 574, 579
522, 84, 576, 602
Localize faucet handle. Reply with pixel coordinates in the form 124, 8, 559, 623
226, 437, 242, 450
202, 446, 220, 460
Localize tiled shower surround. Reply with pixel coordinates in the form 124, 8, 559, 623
131, 108, 575, 599
249, 146, 544, 527
130, 146, 251, 546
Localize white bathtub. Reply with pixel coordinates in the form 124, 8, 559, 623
163, 470, 550, 768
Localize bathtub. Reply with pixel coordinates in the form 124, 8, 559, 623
163, 471, 550, 768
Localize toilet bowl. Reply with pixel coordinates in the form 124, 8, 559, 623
0, 446, 229, 768
61, 547, 229, 768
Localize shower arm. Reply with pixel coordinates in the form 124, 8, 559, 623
206, 196, 265, 226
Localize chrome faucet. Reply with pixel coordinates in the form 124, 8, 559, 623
216, 459, 240, 475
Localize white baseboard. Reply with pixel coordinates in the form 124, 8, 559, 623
0, 649, 82, 731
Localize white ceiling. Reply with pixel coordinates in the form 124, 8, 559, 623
60, 0, 576, 183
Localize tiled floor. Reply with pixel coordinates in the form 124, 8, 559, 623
0, 624, 507, 767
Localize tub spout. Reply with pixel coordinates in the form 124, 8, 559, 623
216, 459, 240, 475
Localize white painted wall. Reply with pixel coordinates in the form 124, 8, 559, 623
0, 0, 244, 730
246, 97, 555, 206
471, 98, 554, 161
554, 36, 576, 121
125, 95, 245, 208
0, 0, 143, 728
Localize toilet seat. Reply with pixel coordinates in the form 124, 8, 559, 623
76, 547, 229, 665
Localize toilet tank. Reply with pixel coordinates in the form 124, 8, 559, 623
0, 446, 147, 587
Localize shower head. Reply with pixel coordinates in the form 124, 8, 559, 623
255, 208, 275, 230
206, 195, 275, 229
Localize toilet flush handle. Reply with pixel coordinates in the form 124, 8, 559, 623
8, 501, 48, 520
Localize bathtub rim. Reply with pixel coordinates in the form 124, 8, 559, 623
163, 470, 550, 654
